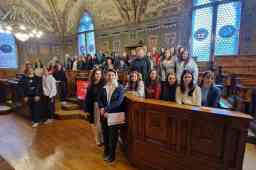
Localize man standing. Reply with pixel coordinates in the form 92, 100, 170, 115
131, 47, 151, 81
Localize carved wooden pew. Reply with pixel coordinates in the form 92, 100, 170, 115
122, 94, 252, 170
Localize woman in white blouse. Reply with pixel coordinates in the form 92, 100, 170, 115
176, 70, 201, 106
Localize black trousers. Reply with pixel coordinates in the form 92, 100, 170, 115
27, 97, 40, 123
101, 118, 119, 160
59, 81, 67, 101
45, 96, 55, 119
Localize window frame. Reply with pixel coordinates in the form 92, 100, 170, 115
191, 0, 243, 62
77, 12, 96, 56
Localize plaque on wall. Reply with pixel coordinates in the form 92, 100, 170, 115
148, 35, 158, 49
164, 32, 177, 47
101, 40, 110, 53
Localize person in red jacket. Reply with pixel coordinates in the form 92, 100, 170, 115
145, 69, 161, 99
152, 47, 161, 66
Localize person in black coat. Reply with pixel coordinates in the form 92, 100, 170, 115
131, 47, 151, 81
98, 69, 124, 163
84, 68, 105, 123
19, 67, 42, 127
160, 71, 177, 102
200, 71, 221, 107
53, 63, 67, 103
84, 68, 105, 145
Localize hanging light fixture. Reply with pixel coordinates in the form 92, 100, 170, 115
14, 32, 30, 42
0, 22, 44, 42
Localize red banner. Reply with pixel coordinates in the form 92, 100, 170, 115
76, 80, 89, 100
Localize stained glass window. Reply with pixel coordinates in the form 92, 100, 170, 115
0, 31, 18, 69
214, 1, 242, 55
78, 12, 96, 56
191, 0, 242, 61
193, 0, 212, 6
191, 7, 213, 61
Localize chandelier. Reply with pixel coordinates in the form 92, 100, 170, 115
0, 23, 44, 42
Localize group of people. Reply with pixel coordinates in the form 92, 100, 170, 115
19, 59, 67, 127
18, 45, 221, 163
83, 46, 221, 163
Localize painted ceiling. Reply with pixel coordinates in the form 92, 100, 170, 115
0, 0, 184, 35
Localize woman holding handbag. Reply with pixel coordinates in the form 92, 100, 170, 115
98, 69, 125, 163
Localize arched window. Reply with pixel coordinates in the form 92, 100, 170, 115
0, 31, 18, 69
78, 12, 96, 56
191, 0, 242, 61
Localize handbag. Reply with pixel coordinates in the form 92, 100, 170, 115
107, 112, 126, 126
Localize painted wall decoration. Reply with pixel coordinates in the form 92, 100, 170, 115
113, 39, 121, 54
164, 32, 177, 47
148, 35, 159, 49
101, 40, 110, 53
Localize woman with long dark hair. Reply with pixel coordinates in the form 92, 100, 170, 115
200, 71, 221, 107
176, 49, 198, 85
160, 48, 176, 82
145, 69, 161, 99
160, 71, 177, 102
176, 70, 201, 106
84, 68, 105, 145
125, 71, 145, 97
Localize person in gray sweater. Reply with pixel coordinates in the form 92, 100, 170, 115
160, 48, 176, 82
176, 49, 198, 85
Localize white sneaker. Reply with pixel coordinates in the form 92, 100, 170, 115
44, 119, 53, 124
32, 123, 39, 128
61, 101, 67, 105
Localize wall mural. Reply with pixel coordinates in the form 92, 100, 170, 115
0, 0, 185, 34
113, 39, 121, 54
148, 35, 159, 49
164, 32, 177, 47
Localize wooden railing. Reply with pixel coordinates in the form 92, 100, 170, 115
122, 94, 252, 170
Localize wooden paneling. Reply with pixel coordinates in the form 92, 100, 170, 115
123, 94, 252, 170
0, 70, 17, 78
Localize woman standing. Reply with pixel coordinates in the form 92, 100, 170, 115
200, 71, 221, 107
84, 68, 105, 145
176, 70, 201, 106
34, 59, 44, 77
160, 72, 177, 102
42, 68, 57, 124
176, 50, 198, 85
160, 48, 176, 82
102, 57, 115, 71
145, 69, 161, 99
98, 69, 124, 163
125, 71, 145, 97
20, 67, 42, 127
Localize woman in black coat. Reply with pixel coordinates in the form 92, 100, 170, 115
200, 71, 221, 107
84, 68, 105, 145
160, 71, 177, 102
